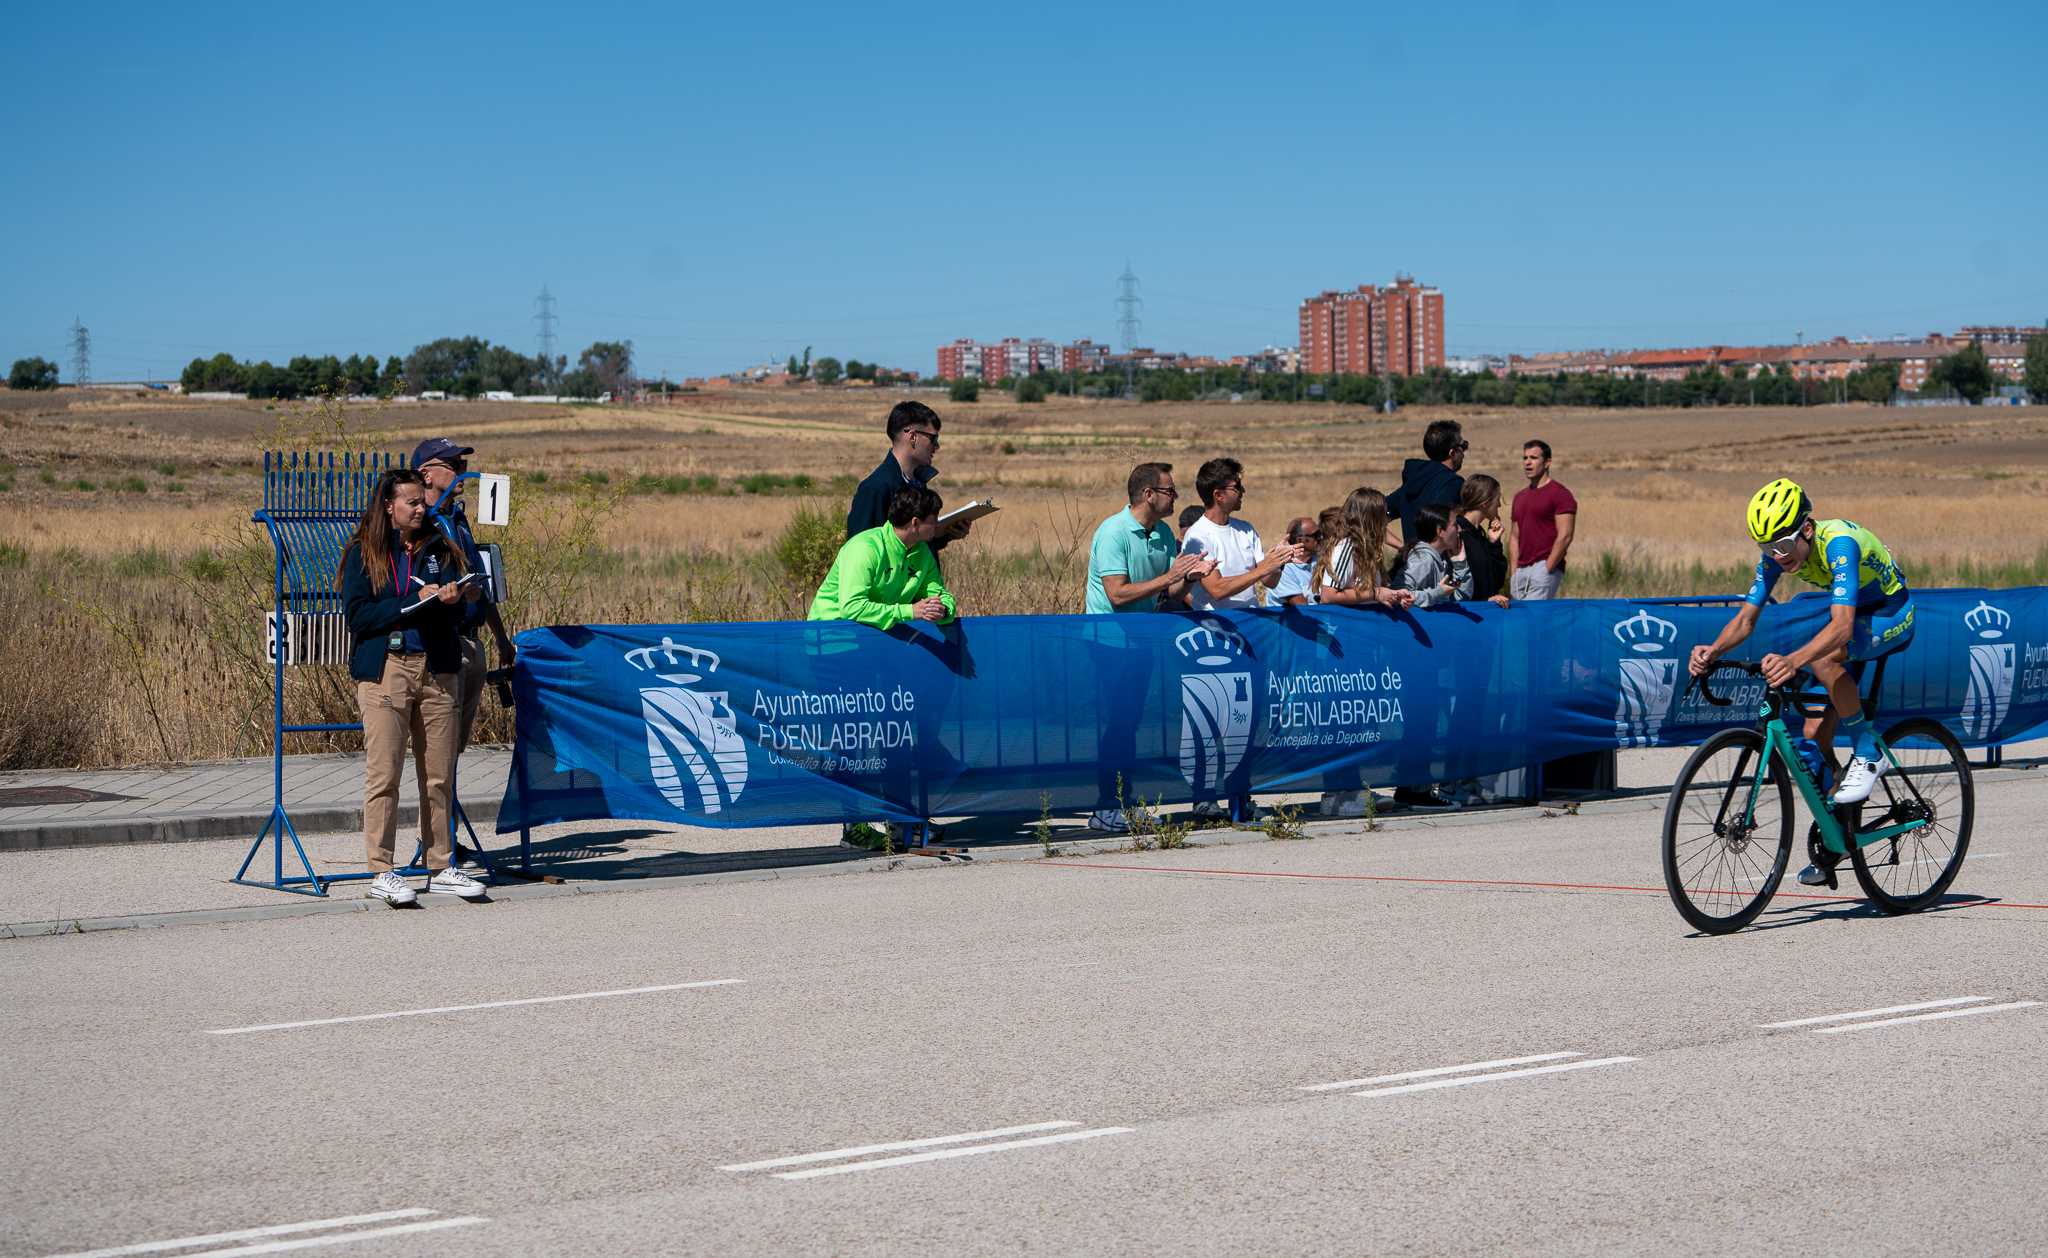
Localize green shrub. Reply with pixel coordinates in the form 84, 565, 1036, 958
0, 540, 27, 569
38, 470, 56, 485
1016, 376, 1048, 403
117, 476, 149, 494
773, 502, 844, 591
155, 463, 178, 477
578, 470, 609, 487
113, 547, 174, 578
739, 472, 816, 495
631, 472, 724, 496
183, 551, 230, 583
526, 469, 549, 484
165, 480, 187, 494
70, 479, 96, 492
949, 378, 980, 403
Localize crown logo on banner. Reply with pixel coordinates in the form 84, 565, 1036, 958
625, 637, 723, 685
1611, 610, 1679, 655
1963, 601, 2012, 640
1173, 617, 1248, 667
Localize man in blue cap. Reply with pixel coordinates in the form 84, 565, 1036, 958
412, 437, 516, 769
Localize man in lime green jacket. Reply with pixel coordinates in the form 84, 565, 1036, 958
808, 486, 958, 629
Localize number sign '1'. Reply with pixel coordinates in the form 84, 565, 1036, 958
475, 472, 511, 526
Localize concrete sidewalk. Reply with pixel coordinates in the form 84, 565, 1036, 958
2, 740, 2034, 939
0, 748, 511, 851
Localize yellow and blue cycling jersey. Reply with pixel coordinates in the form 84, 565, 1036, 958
1745, 518, 1913, 662
1744, 518, 1906, 610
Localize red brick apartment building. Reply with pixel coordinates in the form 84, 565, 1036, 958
1298, 277, 1445, 375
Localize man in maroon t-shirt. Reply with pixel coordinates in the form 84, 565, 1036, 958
1507, 438, 1578, 600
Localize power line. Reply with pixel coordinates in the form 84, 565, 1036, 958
533, 284, 558, 379
1116, 263, 1142, 398
69, 317, 91, 388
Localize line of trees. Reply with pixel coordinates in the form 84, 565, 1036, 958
966, 352, 2037, 408
176, 338, 635, 400
781, 346, 915, 387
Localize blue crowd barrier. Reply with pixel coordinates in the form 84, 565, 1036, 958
497, 588, 2047, 836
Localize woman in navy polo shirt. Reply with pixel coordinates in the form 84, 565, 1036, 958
335, 468, 486, 905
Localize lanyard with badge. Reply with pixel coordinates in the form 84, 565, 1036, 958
388, 549, 412, 653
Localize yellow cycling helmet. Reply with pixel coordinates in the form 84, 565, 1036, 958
1746, 477, 1810, 544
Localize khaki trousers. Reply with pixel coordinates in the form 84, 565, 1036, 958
359, 654, 458, 873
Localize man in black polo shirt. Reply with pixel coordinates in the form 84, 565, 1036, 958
846, 401, 970, 546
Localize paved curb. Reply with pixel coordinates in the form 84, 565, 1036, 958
5, 761, 2032, 941
0, 799, 501, 854
0, 806, 1509, 940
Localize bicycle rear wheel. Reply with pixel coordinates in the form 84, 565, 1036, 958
1849, 718, 1974, 914
1662, 728, 1794, 934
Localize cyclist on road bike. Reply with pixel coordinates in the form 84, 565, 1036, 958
1689, 479, 1914, 882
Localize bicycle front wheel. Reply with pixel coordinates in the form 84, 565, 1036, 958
1662, 728, 1794, 934
1849, 718, 1974, 914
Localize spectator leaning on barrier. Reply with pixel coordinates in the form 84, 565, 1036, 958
809, 485, 957, 629
335, 468, 486, 906
1507, 438, 1578, 600
1179, 457, 1303, 611
413, 439, 517, 758
1312, 487, 1415, 610
1270, 515, 1321, 607
1456, 473, 1512, 608
1389, 420, 1468, 546
846, 401, 971, 547
1396, 504, 1472, 609
1085, 463, 1215, 614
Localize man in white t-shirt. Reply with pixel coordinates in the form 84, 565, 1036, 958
1179, 457, 1302, 611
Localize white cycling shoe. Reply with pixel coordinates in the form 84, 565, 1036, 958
1830, 756, 1885, 807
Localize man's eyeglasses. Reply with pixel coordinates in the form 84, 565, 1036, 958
908, 430, 941, 447
428, 458, 467, 473
1222, 481, 1245, 495
1147, 484, 1179, 499
1762, 535, 1802, 560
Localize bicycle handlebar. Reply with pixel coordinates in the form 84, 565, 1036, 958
1690, 660, 1761, 708
1691, 658, 1833, 721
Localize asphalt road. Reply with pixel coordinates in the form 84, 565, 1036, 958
5, 769, 2045, 1256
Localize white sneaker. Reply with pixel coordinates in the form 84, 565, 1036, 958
368, 871, 416, 906
1830, 756, 1885, 807
1087, 809, 1129, 833
1319, 791, 1378, 818
427, 867, 487, 899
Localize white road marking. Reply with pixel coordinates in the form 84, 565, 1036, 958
172, 1218, 486, 1257
206, 980, 744, 1035
719, 1122, 1079, 1172
774, 1127, 1134, 1180
1351, 1056, 1637, 1098
1300, 1052, 1581, 1092
1812, 1000, 2041, 1035
47, 1210, 434, 1258
1758, 996, 1988, 1029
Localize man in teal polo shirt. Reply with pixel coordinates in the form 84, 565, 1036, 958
1086, 463, 1213, 613
1082, 464, 1215, 833
809, 486, 956, 629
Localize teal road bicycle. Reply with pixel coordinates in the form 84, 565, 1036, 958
1661, 659, 1974, 935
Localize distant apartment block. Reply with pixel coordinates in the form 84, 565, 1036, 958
937, 337, 1106, 379
1297, 276, 1445, 376
1062, 339, 1113, 374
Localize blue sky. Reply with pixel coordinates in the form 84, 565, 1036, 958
4, 1, 2042, 381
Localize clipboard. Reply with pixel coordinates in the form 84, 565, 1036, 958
402, 571, 485, 614
938, 499, 999, 527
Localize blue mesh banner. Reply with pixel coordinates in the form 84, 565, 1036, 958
498, 588, 2048, 831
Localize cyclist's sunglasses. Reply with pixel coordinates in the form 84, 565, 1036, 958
1761, 531, 1805, 560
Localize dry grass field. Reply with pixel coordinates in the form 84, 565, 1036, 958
3, 382, 2044, 769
